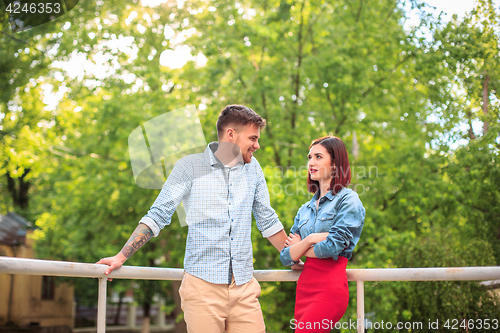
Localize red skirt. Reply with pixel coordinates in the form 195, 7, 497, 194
294, 257, 349, 333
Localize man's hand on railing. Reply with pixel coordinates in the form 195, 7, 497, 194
96, 253, 127, 281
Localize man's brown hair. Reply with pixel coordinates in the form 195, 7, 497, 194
216, 105, 266, 138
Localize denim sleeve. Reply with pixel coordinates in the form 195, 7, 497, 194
252, 160, 284, 238
313, 191, 365, 259
280, 210, 301, 266
139, 158, 193, 237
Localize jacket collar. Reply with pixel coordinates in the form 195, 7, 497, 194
306, 188, 342, 208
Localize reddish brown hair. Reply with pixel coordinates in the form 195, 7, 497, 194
216, 105, 266, 138
307, 136, 351, 195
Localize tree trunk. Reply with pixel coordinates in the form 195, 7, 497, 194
482, 74, 489, 134
114, 292, 124, 325
6, 168, 30, 209
468, 110, 476, 140
141, 302, 150, 333
352, 130, 359, 161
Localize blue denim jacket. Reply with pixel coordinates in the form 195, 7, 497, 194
280, 187, 365, 266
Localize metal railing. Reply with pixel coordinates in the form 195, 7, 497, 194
1, 257, 500, 333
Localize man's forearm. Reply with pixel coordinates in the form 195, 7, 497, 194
267, 229, 288, 252
120, 223, 154, 259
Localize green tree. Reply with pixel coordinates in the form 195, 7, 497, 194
2, 0, 500, 332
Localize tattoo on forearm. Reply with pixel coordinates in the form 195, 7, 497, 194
120, 224, 153, 259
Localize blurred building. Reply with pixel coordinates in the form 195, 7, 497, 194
0, 212, 74, 331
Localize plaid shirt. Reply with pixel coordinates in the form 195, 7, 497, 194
140, 142, 284, 285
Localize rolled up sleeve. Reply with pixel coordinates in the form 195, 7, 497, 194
314, 192, 365, 260
140, 159, 192, 237
280, 246, 299, 266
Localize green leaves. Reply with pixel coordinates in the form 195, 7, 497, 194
393, 227, 499, 330
2, 0, 500, 330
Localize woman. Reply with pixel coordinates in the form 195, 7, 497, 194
280, 136, 365, 332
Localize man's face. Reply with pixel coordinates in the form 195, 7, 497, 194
233, 124, 261, 163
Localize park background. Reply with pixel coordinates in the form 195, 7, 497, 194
1, 0, 500, 332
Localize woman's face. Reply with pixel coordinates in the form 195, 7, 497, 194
308, 144, 334, 183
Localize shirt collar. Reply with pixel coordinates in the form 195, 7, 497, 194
204, 142, 221, 167
307, 187, 342, 208
204, 142, 244, 169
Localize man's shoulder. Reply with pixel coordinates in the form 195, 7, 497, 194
249, 155, 260, 165
247, 156, 264, 170
175, 152, 205, 166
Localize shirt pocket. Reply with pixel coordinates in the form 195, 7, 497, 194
316, 211, 336, 232
297, 218, 309, 231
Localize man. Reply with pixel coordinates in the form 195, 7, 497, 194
97, 105, 296, 333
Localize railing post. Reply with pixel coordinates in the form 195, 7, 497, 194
127, 303, 137, 329
157, 299, 166, 328
357, 281, 364, 333
97, 278, 107, 333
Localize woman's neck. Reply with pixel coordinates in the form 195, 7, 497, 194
318, 179, 331, 198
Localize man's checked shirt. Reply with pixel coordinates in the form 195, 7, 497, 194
139, 142, 284, 285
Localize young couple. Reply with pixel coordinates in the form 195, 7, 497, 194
97, 105, 365, 333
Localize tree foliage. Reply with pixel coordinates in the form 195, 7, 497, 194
1, 0, 499, 332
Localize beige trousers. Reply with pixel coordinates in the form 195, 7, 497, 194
179, 272, 266, 333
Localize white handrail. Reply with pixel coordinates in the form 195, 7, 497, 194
1, 257, 499, 333
2, 257, 499, 281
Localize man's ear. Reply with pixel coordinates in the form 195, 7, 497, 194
226, 128, 236, 140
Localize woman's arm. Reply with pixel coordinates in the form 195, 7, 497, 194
304, 247, 317, 258
313, 192, 365, 259
288, 233, 329, 261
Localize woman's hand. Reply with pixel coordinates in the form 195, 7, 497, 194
284, 233, 302, 247
305, 232, 329, 245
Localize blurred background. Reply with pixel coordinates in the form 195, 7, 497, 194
1, 0, 499, 332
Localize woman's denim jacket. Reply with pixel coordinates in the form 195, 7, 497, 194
280, 187, 365, 266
